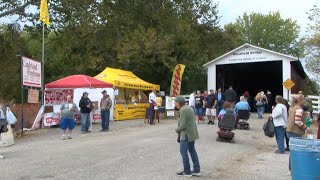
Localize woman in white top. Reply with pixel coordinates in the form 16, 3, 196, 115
271, 96, 288, 154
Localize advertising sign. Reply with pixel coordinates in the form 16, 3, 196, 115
44, 89, 74, 106
22, 57, 41, 88
44, 112, 60, 126
28, 89, 39, 103
165, 96, 176, 110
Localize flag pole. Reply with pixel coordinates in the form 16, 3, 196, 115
41, 22, 45, 128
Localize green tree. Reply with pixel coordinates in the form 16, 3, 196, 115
304, 5, 320, 82
226, 11, 301, 57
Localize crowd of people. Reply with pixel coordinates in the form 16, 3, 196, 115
175, 88, 319, 177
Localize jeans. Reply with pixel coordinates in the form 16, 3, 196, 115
286, 132, 302, 171
101, 109, 110, 130
216, 102, 223, 116
180, 136, 200, 175
81, 113, 90, 133
275, 126, 285, 152
256, 106, 265, 118
149, 104, 155, 124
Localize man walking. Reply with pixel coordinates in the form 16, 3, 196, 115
175, 96, 201, 177
225, 86, 237, 108
215, 88, 225, 116
60, 95, 78, 140
79, 92, 92, 134
100, 90, 112, 132
205, 90, 217, 125
149, 89, 157, 125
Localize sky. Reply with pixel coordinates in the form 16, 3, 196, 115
1, 0, 319, 37
211, 0, 319, 37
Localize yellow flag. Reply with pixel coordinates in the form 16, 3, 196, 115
40, 0, 50, 26
170, 64, 186, 96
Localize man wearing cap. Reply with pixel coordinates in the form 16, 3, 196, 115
100, 90, 112, 132
205, 90, 217, 125
79, 92, 93, 134
175, 96, 201, 177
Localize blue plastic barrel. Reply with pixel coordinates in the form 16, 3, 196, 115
289, 137, 320, 180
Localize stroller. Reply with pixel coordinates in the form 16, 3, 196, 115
237, 110, 250, 130
216, 109, 236, 143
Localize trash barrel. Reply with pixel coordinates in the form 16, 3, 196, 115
290, 137, 320, 180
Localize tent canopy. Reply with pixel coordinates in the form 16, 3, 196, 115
46, 75, 114, 89
95, 67, 160, 91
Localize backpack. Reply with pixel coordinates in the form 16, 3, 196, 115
263, 117, 275, 138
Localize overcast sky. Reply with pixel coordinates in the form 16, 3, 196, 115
1, 1, 319, 37
212, 0, 319, 37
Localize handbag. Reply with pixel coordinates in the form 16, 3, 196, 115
177, 133, 180, 143
6, 107, 17, 125
263, 117, 275, 138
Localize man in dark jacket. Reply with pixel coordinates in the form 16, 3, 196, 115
224, 86, 236, 108
215, 88, 225, 116
79, 92, 92, 134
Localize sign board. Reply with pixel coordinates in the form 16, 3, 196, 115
44, 89, 74, 106
44, 112, 60, 126
165, 96, 176, 110
91, 110, 101, 123
282, 79, 295, 90
28, 89, 39, 103
22, 57, 41, 88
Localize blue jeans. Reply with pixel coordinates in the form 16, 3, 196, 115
180, 136, 200, 175
256, 106, 265, 118
216, 102, 223, 116
286, 132, 302, 171
101, 110, 110, 130
275, 126, 285, 152
149, 104, 155, 124
81, 113, 90, 133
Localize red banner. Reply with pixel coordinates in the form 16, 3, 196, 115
45, 89, 74, 105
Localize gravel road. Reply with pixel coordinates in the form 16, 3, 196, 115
0, 115, 296, 180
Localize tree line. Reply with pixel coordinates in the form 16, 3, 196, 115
0, 1, 319, 102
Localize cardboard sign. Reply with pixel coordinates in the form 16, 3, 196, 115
28, 89, 39, 103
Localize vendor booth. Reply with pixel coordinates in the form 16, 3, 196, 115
44, 75, 114, 127
95, 67, 160, 120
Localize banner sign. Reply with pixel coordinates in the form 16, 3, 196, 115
170, 64, 186, 96
114, 103, 149, 120
22, 57, 41, 88
44, 112, 60, 126
44, 89, 74, 106
28, 89, 39, 103
92, 110, 101, 123
165, 96, 176, 110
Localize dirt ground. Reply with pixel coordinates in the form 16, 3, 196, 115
0, 114, 317, 180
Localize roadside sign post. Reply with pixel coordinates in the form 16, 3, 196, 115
21, 57, 42, 136
282, 79, 295, 100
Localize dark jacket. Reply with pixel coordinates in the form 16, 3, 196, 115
215, 93, 225, 103
225, 89, 236, 102
79, 97, 92, 113
0, 107, 8, 134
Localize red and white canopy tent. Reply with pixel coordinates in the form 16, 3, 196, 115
43, 75, 115, 127
45, 75, 113, 89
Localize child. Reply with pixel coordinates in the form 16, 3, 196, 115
305, 112, 313, 128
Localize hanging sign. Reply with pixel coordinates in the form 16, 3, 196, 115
28, 89, 39, 103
